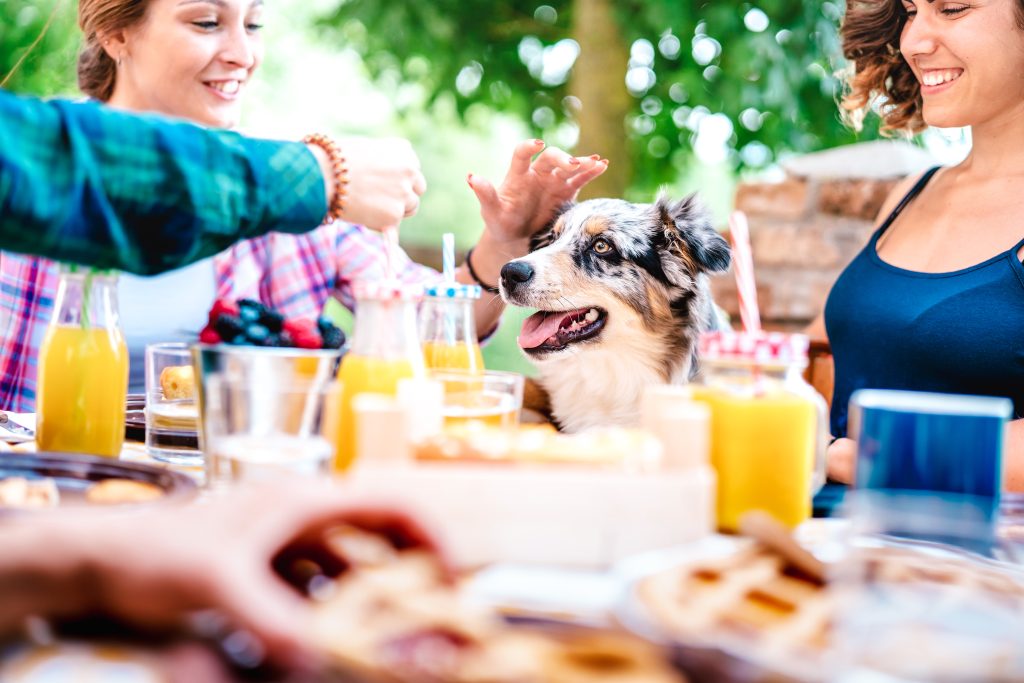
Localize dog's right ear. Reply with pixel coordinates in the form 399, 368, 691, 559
529, 201, 575, 252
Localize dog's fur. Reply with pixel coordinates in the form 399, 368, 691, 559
500, 196, 730, 432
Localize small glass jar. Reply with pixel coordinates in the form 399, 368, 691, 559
333, 281, 426, 471
692, 331, 827, 532
36, 267, 128, 457
419, 282, 484, 373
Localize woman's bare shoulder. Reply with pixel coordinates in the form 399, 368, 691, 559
873, 168, 937, 227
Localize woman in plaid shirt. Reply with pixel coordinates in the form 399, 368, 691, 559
0, 0, 606, 410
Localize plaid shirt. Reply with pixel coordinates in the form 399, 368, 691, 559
0, 226, 441, 411
0, 90, 326, 274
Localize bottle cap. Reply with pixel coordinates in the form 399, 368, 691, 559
424, 282, 482, 300
353, 280, 424, 302
699, 331, 808, 366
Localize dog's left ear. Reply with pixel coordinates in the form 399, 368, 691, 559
657, 195, 731, 280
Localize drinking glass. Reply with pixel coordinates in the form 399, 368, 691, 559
201, 373, 335, 486
431, 370, 524, 430
145, 342, 200, 464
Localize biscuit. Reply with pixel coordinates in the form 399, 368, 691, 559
86, 478, 164, 505
159, 365, 195, 400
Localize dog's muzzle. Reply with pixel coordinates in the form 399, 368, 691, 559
500, 260, 535, 298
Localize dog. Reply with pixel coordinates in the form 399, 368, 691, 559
499, 195, 731, 432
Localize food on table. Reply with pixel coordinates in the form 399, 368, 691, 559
0, 477, 59, 508
313, 531, 685, 683
634, 528, 1024, 681
200, 298, 346, 350
85, 478, 164, 505
158, 365, 195, 400
413, 424, 662, 469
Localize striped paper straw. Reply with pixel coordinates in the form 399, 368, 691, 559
728, 210, 761, 333
442, 232, 455, 282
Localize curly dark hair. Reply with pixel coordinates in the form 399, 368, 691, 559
839, 0, 1024, 135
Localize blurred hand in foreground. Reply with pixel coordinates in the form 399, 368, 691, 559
0, 480, 442, 676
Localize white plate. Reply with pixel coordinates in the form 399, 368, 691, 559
0, 413, 35, 444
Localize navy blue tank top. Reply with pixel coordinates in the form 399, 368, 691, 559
825, 167, 1024, 437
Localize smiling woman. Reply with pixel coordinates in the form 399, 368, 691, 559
813, 0, 1024, 490
81, 0, 264, 128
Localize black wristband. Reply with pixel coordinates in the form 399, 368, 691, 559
464, 247, 501, 295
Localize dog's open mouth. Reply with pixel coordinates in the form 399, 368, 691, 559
517, 307, 608, 354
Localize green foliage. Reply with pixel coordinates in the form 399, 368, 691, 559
318, 0, 881, 194
1, 0, 80, 96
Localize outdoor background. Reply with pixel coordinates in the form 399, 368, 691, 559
1, 0, 957, 374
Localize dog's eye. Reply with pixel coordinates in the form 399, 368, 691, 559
592, 238, 613, 255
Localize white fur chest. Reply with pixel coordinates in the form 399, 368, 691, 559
539, 342, 690, 432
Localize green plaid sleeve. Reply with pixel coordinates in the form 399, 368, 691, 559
0, 91, 326, 275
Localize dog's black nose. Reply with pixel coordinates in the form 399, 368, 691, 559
500, 261, 535, 291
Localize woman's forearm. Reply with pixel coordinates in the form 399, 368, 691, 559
1003, 419, 1024, 492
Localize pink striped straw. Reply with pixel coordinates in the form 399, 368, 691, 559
728, 210, 761, 333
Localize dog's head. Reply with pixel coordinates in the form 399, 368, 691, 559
499, 195, 730, 364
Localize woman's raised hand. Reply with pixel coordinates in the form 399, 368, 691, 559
467, 139, 608, 249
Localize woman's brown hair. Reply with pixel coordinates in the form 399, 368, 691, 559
840, 0, 1024, 135
77, 0, 149, 101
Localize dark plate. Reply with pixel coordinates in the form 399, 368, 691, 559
0, 452, 197, 509
124, 393, 199, 449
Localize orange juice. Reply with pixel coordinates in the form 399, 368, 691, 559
692, 385, 817, 531
422, 340, 484, 373
334, 354, 417, 471
37, 325, 128, 457
442, 390, 517, 430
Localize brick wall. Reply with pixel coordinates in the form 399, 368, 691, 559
711, 141, 936, 330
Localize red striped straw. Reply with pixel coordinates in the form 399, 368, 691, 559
728, 210, 761, 333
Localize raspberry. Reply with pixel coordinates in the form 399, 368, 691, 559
199, 325, 222, 344
207, 298, 239, 326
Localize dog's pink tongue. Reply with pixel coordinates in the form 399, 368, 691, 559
518, 311, 565, 350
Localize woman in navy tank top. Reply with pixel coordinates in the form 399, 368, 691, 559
817, 0, 1024, 490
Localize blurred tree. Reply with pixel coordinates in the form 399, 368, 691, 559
318, 0, 879, 198
1, 0, 79, 96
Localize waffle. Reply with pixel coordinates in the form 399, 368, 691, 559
313, 531, 685, 683
635, 537, 1024, 681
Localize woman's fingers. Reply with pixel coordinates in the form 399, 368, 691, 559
531, 146, 579, 176
566, 159, 609, 193
505, 139, 546, 178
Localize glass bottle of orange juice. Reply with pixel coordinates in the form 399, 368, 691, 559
692, 331, 827, 531
419, 282, 484, 373
333, 281, 425, 471
36, 267, 128, 458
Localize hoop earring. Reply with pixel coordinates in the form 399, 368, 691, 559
117, 53, 124, 67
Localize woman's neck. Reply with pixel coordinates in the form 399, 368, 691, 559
958, 103, 1024, 178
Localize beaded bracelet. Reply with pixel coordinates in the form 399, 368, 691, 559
303, 133, 348, 223
464, 247, 501, 295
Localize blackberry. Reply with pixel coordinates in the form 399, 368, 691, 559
259, 309, 285, 333
317, 316, 334, 334
213, 314, 245, 341
321, 326, 346, 350
238, 299, 266, 324
244, 323, 270, 345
